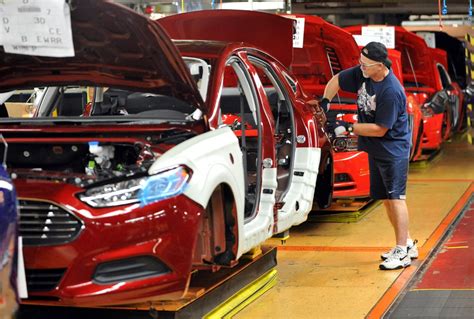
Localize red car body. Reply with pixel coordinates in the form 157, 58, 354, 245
390, 49, 424, 162
409, 30, 469, 133
158, 10, 334, 209
429, 48, 465, 137
346, 26, 463, 152
0, 3, 331, 307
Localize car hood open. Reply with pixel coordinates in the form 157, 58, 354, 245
285, 14, 360, 93
158, 10, 294, 68
0, 0, 204, 111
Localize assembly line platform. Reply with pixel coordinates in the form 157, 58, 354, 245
16, 136, 474, 319
237, 134, 474, 318
18, 247, 277, 319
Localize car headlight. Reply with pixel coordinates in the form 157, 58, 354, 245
332, 136, 358, 152
421, 104, 434, 117
79, 166, 191, 208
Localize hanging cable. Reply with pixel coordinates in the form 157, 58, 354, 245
1, 134, 7, 169
438, 0, 443, 30
405, 48, 419, 89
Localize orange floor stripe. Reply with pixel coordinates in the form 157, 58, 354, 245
366, 182, 474, 319
408, 178, 474, 183
277, 246, 391, 252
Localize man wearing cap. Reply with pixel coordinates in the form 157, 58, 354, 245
321, 41, 418, 270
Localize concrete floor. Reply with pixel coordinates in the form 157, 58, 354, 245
235, 133, 474, 319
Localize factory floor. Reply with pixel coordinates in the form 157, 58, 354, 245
235, 132, 474, 319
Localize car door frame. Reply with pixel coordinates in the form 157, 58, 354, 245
248, 52, 322, 233
207, 50, 278, 256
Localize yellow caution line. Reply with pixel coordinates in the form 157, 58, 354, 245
204, 269, 277, 319
444, 245, 469, 249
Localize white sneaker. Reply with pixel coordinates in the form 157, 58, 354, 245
379, 247, 411, 270
381, 239, 418, 260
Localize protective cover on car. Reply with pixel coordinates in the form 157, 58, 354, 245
0, 0, 204, 111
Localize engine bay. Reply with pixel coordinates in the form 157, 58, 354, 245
7, 141, 152, 187
3, 129, 198, 187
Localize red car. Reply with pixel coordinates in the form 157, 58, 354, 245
0, 3, 331, 306
389, 49, 424, 162
409, 30, 469, 132
346, 26, 463, 152
158, 10, 334, 210
429, 47, 465, 137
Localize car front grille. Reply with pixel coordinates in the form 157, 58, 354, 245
19, 200, 83, 246
25, 268, 66, 292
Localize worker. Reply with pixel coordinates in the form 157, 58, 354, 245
320, 41, 418, 270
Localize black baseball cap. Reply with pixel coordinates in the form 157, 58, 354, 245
361, 42, 392, 69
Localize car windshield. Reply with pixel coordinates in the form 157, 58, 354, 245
0, 86, 198, 123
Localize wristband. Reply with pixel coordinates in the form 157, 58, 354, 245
320, 98, 330, 112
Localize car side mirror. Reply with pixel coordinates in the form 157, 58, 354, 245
463, 86, 474, 102
425, 90, 449, 115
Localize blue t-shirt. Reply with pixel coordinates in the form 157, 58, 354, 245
338, 66, 410, 159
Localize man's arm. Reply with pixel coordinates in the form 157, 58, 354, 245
323, 74, 340, 100
353, 123, 388, 137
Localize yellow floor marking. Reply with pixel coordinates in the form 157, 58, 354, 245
444, 245, 469, 249
204, 269, 277, 319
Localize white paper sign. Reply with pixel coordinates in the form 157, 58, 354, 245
292, 17, 305, 48
361, 26, 395, 49
353, 34, 382, 47
417, 32, 436, 48
0, 0, 74, 57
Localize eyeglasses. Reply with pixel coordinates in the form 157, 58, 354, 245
359, 59, 381, 69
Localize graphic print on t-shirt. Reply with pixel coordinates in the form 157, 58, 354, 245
357, 82, 376, 119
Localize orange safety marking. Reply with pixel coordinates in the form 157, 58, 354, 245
366, 182, 474, 319
277, 246, 391, 252
413, 288, 474, 291
408, 178, 474, 183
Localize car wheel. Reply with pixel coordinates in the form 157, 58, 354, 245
210, 185, 237, 266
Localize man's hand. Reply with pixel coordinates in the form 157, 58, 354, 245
320, 98, 330, 112
333, 120, 354, 136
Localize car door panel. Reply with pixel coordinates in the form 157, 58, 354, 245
276, 147, 320, 232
